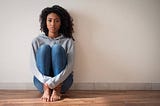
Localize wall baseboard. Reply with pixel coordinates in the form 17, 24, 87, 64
0, 83, 36, 90
70, 83, 160, 90
0, 82, 160, 90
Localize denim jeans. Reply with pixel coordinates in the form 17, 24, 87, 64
33, 44, 73, 94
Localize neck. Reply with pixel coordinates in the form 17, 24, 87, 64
48, 32, 59, 38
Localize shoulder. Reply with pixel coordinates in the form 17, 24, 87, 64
32, 33, 46, 44
68, 38, 74, 45
62, 37, 74, 47
61, 35, 74, 43
63, 37, 75, 50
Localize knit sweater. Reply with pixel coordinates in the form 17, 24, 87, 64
30, 33, 75, 89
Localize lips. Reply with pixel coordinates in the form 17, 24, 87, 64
50, 27, 55, 30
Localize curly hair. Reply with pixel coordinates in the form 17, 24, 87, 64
39, 5, 74, 40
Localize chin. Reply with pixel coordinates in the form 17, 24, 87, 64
49, 30, 56, 33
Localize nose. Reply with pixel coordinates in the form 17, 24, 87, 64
51, 21, 55, 26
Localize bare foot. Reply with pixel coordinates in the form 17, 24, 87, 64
50, 84, 62, 102
50, 89, 62, 102
41, 83, 50, 102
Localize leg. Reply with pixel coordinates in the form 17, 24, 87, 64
52, 44, 67, 76
52, 44, 73, 93
33, 44, 52, 102
36, 45, 52, 77
61, 73, 73, 94
50, 44, 67, 101
34, 44, 52, 92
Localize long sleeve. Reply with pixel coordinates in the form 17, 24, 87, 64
46, 39, 75, 89
30, 39, 51, 83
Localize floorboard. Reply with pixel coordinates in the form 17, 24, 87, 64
0, 90, 160, 106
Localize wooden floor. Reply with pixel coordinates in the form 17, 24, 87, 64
0, 90, 160, 106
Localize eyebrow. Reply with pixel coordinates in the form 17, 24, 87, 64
47, 17, 60, 20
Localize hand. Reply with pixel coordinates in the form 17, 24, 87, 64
44, 83, 49, 87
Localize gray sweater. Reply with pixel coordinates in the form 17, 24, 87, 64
31, 33, 75, 89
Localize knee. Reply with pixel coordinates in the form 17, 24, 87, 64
39, 44, 51, 52
52, 44, 65, 54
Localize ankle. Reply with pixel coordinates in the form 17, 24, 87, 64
54, 84, 62, 94
56, 83, 62, 89
43, 84, 50, 93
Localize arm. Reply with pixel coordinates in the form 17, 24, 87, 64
46, 39, 75, 89
30, 39, 51, 83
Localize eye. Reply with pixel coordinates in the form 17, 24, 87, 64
48, 19, 52, 22
55, 19, 60, 23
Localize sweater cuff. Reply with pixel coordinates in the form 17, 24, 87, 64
46, 79, 55, 89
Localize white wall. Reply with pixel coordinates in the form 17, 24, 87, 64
0, 0, 160, 88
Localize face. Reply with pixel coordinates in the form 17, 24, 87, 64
46, 13, 61, 35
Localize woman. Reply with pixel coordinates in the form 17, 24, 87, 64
31, 5, 75, 102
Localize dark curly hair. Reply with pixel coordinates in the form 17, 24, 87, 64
39, 5, 74, 40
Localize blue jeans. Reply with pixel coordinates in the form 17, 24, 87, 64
33, 44, 73, 94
